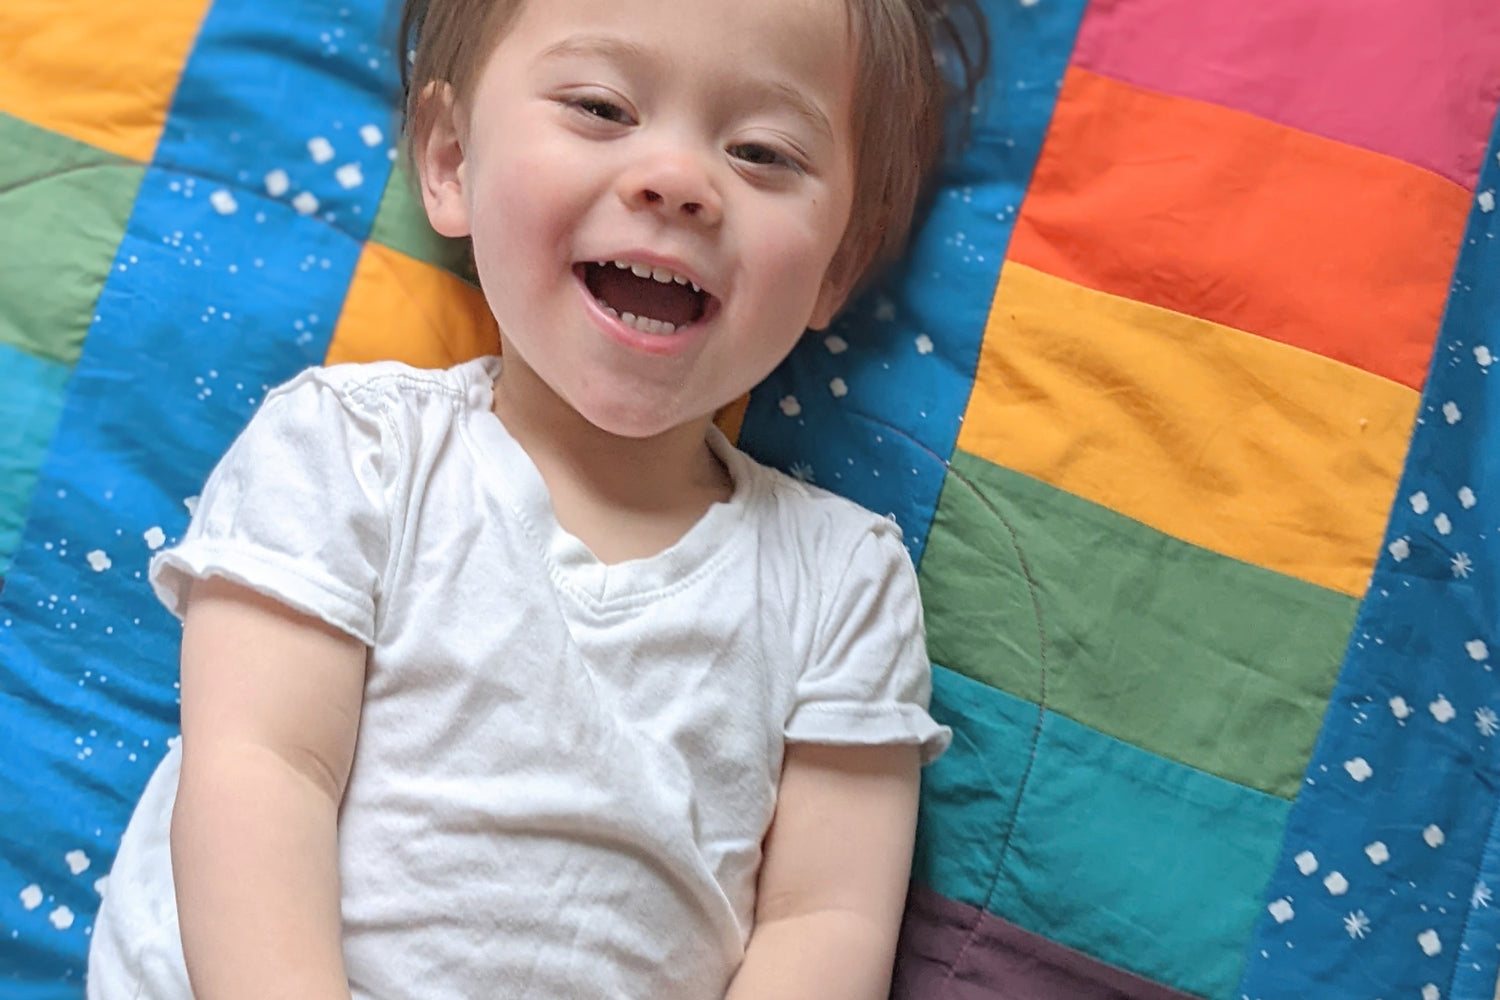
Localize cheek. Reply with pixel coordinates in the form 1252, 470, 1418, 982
468, 156, 579, 290
751, 210, 843, 312
471, 154, 552, 242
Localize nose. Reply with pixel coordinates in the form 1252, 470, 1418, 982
616, 148, 723, 226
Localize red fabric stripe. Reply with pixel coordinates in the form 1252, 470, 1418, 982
1008, 69, 1469, 390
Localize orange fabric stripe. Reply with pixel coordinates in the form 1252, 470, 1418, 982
958, 263, 1418, 597
0, 1, 212, 163
1009, 68, 1469, 391
326, 243, 498, 370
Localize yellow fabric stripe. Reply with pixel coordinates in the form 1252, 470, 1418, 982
957, 262, 1418, 596
0, 1, 212, 163
326, 243, 497, 371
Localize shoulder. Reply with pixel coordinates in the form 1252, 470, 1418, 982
725, 443, 915, 601
268, 357, 496, 417
254, 358, 500, 461
734, 448, 908, 564
227, 358, 500, 498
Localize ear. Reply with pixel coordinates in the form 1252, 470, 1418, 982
414, 82, 473, 239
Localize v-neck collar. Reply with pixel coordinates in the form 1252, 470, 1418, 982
461, 357, 759, 610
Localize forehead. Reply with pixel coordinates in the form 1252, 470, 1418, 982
495, 0, 856, 102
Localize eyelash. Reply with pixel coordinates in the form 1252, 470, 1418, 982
729, 143, 801, 173
570, 97, 633, 125
564, 98, 805, 173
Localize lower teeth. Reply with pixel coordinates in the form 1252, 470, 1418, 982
602, 305, 677, 336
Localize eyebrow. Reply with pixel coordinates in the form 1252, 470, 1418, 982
538, 34, 652, 67
753, 79, 835, 144
540, 34, 836, 143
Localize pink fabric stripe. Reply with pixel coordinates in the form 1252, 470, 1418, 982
894, 885, 1199, 1000
1072, 0, 1500, 188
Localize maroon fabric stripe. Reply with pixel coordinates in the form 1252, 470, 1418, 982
893, 885, 1202, 1000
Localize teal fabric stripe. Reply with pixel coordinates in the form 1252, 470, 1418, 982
0, 344, 70, 577
916, 666, 1290, 999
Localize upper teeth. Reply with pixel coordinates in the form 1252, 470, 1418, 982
610, 259, 700, 294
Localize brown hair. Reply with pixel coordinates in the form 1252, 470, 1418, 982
398, 0, 987, 297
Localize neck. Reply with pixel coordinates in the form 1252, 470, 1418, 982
490, 348, 730, 517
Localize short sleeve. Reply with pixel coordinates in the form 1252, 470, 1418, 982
785, 520, 951, 764
148, 371, 393, 646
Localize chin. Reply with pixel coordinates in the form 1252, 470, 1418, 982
570, 393, 696, 441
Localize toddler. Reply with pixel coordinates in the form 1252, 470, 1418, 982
88, 0, 985, 996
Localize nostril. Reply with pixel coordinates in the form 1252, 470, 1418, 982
636, 188, 707, 216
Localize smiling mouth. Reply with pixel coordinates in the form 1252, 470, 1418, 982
578, 260, 718, 335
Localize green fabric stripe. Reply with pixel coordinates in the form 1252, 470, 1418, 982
367, 155, 476, 281
918, 451, 1357, 799
0, 344, 71, 575
0, 113, 142, 366
916, 666, 1287, 1000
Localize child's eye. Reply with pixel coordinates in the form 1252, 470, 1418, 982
729, 143, 801, 172
570, 98, 634, 125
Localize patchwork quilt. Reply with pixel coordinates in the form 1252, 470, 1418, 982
3, 1, 1499, 998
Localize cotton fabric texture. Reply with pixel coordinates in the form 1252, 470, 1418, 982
88, 357, 948, 999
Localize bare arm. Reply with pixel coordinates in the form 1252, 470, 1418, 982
725, 742, 921, 1000
170, 577, 366, 1000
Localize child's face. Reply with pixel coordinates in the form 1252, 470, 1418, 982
422, 0, 859, 439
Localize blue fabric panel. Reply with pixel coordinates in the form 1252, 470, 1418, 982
1238, 113, 1500, 1000
1452, 805, 1500, 1000
736, 0, 1091, 566
0, 1, 401, 991
0, 346, 72, 577
0, 167, 362, 999
155, 0, 401, 244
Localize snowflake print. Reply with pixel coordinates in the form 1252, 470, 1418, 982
1478, 706, 1499, 738
1452, 552, 1473, 579
1474, 881, 1492, 909
1344, 909, 1371, 939
788, 462, 816, 484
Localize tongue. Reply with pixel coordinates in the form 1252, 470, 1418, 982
593, 267, 701, 327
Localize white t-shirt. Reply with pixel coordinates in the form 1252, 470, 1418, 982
88, 357, 949, 1000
